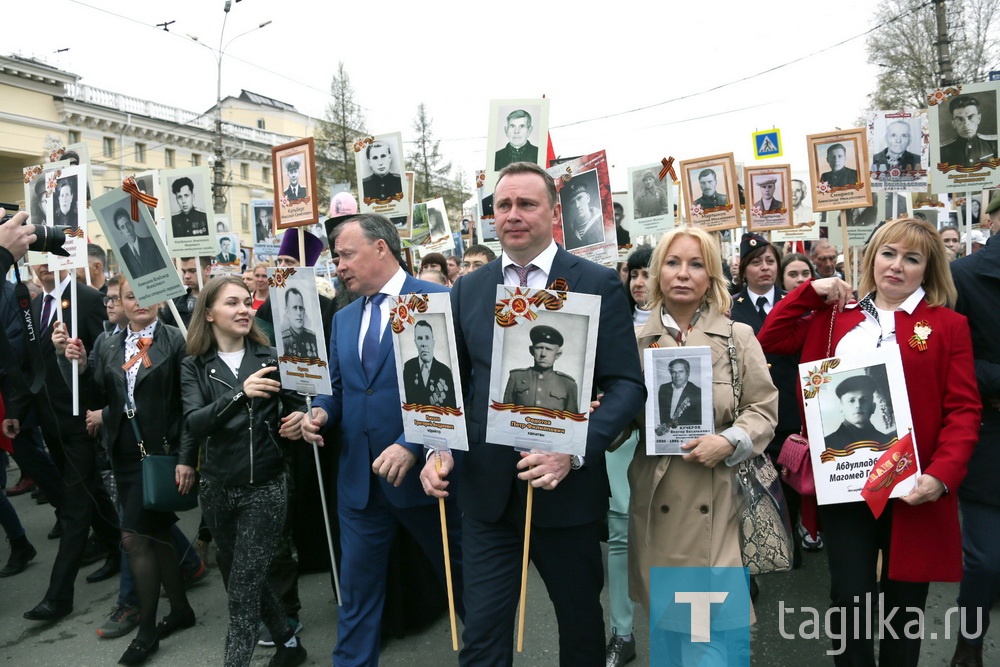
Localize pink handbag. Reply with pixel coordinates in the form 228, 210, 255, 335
777, 433, 815, 495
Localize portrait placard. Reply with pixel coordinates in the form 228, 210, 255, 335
627, 163, 674, 237
53, 142, 94, 205
643, 347, 714, 455
390, 292, 468, 452
252, 199, 279, 260
485, 98, 550, 192
133, 169, 163, 231
161, 167, 216, 257
389, 171, 415, 238
770, 173, 821, 242
269, 267, 332, 397
45, 165, 87, 271
211, 232, 242, 276
679, 153, 740, 231
485, 286, 601, 457
800, 347, 919, 506
92, 188, 184, 307
806, 128, 873, 212
866, 109, 929, 192
744, 164, 793, 232
927, 81, 1000, 193
23, 160, 70, 265
272, 138, 319, 229
548, 150, 617, 267
355, 133, 409, 221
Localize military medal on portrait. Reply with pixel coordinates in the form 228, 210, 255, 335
643, 347, 714, 455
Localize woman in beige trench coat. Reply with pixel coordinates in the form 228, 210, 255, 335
628, 227, 778, 613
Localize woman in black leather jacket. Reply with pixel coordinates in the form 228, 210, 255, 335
177, 276, 306, 667
58, 278, 195, 666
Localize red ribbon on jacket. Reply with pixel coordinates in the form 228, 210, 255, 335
121, 177, 158, 223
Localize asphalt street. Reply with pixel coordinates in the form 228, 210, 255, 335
1, 460, 996, 665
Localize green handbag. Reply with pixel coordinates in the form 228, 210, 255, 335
127, 398, 198, 512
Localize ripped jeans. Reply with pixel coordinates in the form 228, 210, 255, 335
200, 475, 294, 666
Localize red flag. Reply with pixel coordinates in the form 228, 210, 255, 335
546, 133, 556, 168
860, 433, 918, 519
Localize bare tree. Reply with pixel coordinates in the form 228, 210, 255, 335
407, 103, 452, 203
315, 63, 367, 211
866, 0, 1000, 110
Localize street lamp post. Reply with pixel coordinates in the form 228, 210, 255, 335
189, 2, 271, 215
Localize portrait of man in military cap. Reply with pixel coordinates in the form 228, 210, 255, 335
823, 373, 893, 451
502, 324, 580, 412
281, 287, 320, 360
560, 172, 605, 252
752, 176, 783, 212
283, 155, 308, 201
632, 169, 669, 219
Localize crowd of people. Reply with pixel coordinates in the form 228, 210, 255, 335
0, 173, 998, 667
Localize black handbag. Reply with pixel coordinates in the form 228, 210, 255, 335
126, 398, 198, 512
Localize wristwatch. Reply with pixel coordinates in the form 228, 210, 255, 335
570, 454, 583, 470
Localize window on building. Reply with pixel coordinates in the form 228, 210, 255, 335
165, 149, 175, 168
257, 118, 266, 130
135, 143, 146, 163
191, 154, 201, 167
68, 130, 80, 145
263, 166, 271, 182
240, 163, 249, 180
102, 137, 115, 158
241, 203, 249, 231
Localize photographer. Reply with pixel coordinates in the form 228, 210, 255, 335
0, 209, 37, 273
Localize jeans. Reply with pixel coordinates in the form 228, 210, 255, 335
955, 499, 1000, 646
200, 475, 292, 667
606, 430, 637, 637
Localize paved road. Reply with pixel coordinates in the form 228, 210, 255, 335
1, 461, 996, 665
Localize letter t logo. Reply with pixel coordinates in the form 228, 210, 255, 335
675, 591, 729, 642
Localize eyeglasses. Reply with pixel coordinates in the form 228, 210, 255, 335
102, 295, 121, 306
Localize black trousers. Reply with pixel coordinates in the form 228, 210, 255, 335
459, 479, 605, 667
818, 501, 929, 667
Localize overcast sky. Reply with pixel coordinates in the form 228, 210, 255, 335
8, 0, 888, 192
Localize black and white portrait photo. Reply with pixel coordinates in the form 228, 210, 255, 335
215, 234, 239, 265
281, 287, 320, 360
818, 142, 861, 188
109, 206, 167, 279
821, 371, 895, 452
502, 323, 581, 413
657, 357, 702, 429
254, 204, 275, 244
52, 175, 80, 230
560, 171, 606, 251
871, 117, 923, 174
426, 199, 450, 242
166, 174, 210, 239
401, 316, 457, 409
807, 129, 872, 212
360, 138, 404, 204
632, 169, 669, 219
937, 92, 998, 169
493, 108, 540, 171
282, 154, 308, 202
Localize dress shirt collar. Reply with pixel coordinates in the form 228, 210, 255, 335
849, 285, 925, 317
501, 240, 558, 279
373, 266, 408, 299
746, 285, 775, 309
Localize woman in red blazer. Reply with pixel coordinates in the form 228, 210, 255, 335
758, 218, 980, 666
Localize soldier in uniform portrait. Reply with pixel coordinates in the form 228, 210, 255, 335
753, 177, 783, 211
284, 157, 308, 201
824, 375, 889, 451
562, 181, 605, 250
633, 170, 669, 219
362, 141, 403, 203
819, 143, 860, 188
693, 169, 729, 209
940, 95, 999, 168
169, 176, 209, 238
281, 287, 319, 360
872, 120, 922, 172
502, 324, 579, 412
402, 320, 457, 408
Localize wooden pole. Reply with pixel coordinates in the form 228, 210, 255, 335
305, 395, 342, 606
298, 227, 306, 267
965, 191, 974, 256
516, 482, 534, 653
436, 454, 459, 651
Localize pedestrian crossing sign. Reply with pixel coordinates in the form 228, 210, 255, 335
752, 129, 782, 159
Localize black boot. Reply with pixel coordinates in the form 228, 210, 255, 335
0, 535, 37, 577
951, 635, 984, 667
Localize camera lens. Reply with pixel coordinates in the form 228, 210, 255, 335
27, 224, 71, 257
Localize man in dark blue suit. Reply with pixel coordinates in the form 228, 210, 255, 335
420, 162, 646, 666
295, 214, 462, 666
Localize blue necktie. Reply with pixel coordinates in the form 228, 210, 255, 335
362, 293, 386, 379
